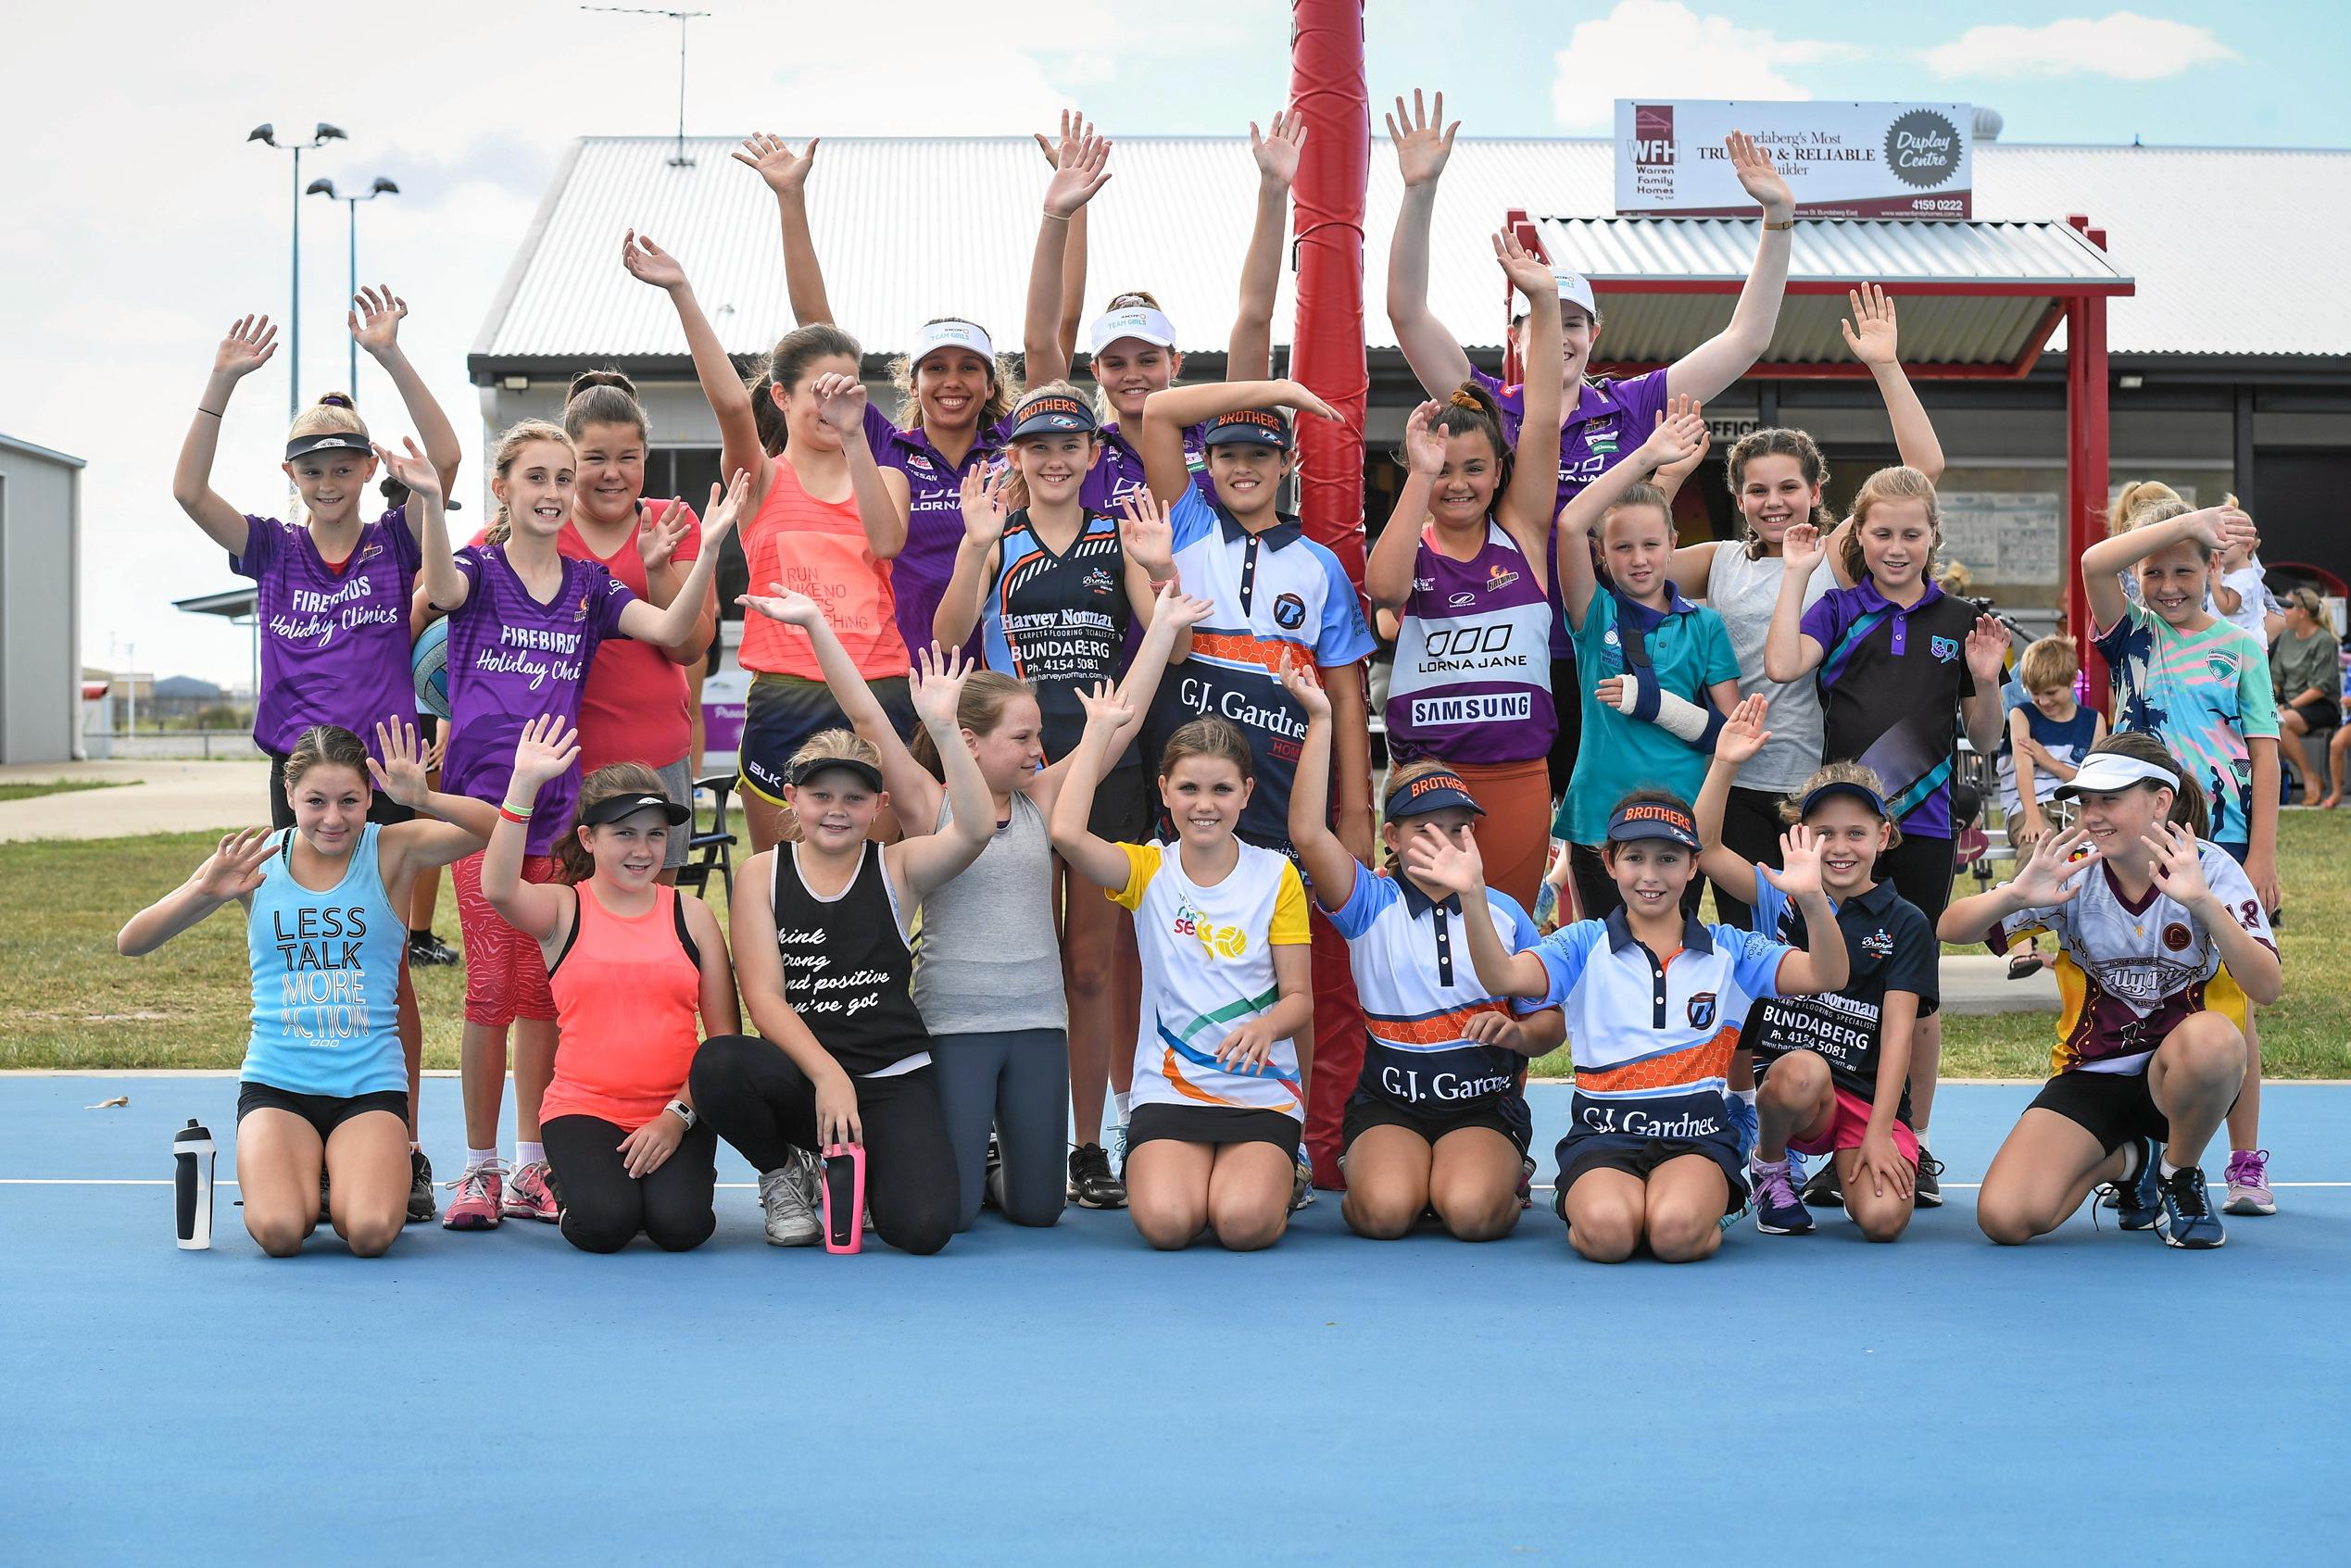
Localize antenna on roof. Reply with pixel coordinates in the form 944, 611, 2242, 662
582, 6, 711, 168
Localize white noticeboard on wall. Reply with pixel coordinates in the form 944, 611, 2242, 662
1939, 492, 2063, 587
1616, 100, 1972, 220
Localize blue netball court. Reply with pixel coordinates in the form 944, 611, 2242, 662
5, 1073, 2344, 1563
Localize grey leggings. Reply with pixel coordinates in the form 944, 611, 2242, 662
930, 1028, 1070, 1232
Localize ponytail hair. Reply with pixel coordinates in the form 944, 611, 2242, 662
1839, 465, 1942, 585
553, 761, 671, 885
287, 391, 366, 444
748, 323, 864, 457
283, 723, 370, 792
486, 419, 573, 546
1400, 381, 1512, 498
562, 369, 647, 445
2084, 731, 2210, 841
1725, 427, 1833, 559
909, 671, 1034, 781
2107, 479, 2188, 536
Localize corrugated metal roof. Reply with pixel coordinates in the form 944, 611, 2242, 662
474, 135, 2351, 369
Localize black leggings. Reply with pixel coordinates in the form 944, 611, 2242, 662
1710, 784, 1787, 929
541, 1114, 717, 1254
687, 1034, 959, 1256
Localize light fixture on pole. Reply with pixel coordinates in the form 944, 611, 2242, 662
248, 121, 348, 417
307, 176, 401, 393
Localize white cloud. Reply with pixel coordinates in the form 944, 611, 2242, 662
1921, 12, 2237, 81
1550, 0, 1862, 132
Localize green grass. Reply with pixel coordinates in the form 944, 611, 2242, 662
0, 779, 120, 804
5, 820, 2348, 1077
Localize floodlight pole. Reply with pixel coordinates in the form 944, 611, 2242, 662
249, 122, 348, 417
308, 178, 402, 392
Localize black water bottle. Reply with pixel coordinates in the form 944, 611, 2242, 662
174, 1119, 216, 1249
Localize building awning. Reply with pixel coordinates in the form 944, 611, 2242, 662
1514, 212, 2134, 379
174, 587, 256, 620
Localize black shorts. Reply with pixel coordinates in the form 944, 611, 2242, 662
1341, 1090, 1532, 1159
1129, 1103, 1301, 1159
237, 1081, 410, 1142
1087, 762, 1152, 843
2027, 1070, 2169, 1156
1554, 1135, 1746, 1217
1544, 655, 1581, 802
738, 672, 914, 806
267, 751, 416, 831
2291, 696, 2342, 732
1875, 830, 1955, 927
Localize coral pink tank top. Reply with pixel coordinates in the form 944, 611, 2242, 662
542, 884, 704, 1131
737, 453, 909, 680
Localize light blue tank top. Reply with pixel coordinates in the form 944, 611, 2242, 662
240, 822, 409, 1098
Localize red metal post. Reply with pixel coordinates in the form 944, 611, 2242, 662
1289, 0, 1371, 1191
2066, 285, 2112, 712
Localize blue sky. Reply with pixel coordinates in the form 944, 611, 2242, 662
1, 0, 2339, 685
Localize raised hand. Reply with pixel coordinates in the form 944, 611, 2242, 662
1042, 111, 1111, 218
698, 470, 749, 551
1492, 227, 1555, 301
960, 465, 1012, 547
1965, 614, 2009, 684
1402, 825, 1485, 897
1654, 407, 1712, 487
371, 438, 441, 503
194, 826, 275, 900
2143, 822, 2215, 907
1761, 823, 1825, 898
731, 132, 819, 197
1118, 491, 1176, 574
1075, 677, 1135, 735
1641, 395, 1707, 469
1717, 693, 1772, 767
811, 372, 868, 439
1148, 580, 1215, 633
347, 284, 408, 358
1279, 381, 1342, 422
1727, 130, 1794, 220
509, 714, 581, 793
1385, 88, 1458, 188
1250, 108, 1307, 187
366, 720, 432, 808
635, 497, 687, 571
2011, 823, 2098, 908
1278, 663, 1333, 721
212, 315, 277, 379
909, 643, 973, 734
621, 230, 686, 292
1402, 400, 1447, 476
1781, 521, 1826, 574
736, 581, 824, 627
1841, 282, 1899, 367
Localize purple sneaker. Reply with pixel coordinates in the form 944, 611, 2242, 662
2222, 1148, 2276, 1216
1752, 1158, 1814, 1236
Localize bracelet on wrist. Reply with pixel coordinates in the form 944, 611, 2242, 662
1763, 216, 1796, 232
196, 407, 224, 419
497, 800, 534, 823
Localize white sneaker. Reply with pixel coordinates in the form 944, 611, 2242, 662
758, 1149, 823, 1247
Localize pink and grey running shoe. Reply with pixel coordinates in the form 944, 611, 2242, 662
443, 1162, 505, 1230
503, 1160, 561, 1223
2222, 1148, 2276, 1216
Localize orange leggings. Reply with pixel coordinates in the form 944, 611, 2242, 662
1448, 756, 1552, 914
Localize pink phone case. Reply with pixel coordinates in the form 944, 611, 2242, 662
822, 1142, 865, 1254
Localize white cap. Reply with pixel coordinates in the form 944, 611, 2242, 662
1553, 270, 1598, 319
2054, 752, 2182, 800
907, 319, 994, 370
1088, 304, 1179, 355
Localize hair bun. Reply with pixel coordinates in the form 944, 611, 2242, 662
1448, 388, 1485, 411
567, 368, 638, 401
316, 392, 355, 409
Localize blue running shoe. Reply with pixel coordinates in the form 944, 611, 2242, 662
1751, 1158, 1814, 1236
1726, 1094, 1759, 1165
2104, 1135, 2161, 1232
2156, 1163, 2226, 1249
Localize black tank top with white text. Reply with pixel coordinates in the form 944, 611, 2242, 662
769, 841, 931, 1076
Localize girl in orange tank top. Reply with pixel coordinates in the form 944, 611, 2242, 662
482, 720, 743, 1253
624, 231, 918, 849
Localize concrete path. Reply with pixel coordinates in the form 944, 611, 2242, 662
1938, 952, 2059, 1014
0, 759, 270, 843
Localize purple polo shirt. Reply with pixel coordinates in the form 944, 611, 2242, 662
1079, 421, 1216, 514
861, 401, 1002, 655
437, 546, 636, 856
233, 508, 421, 759
1471, 365, 1673, 658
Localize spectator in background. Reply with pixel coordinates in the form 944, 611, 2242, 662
2272, 587, 2341, 800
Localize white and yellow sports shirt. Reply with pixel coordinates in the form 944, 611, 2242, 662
1110, 840, 1312, 1119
